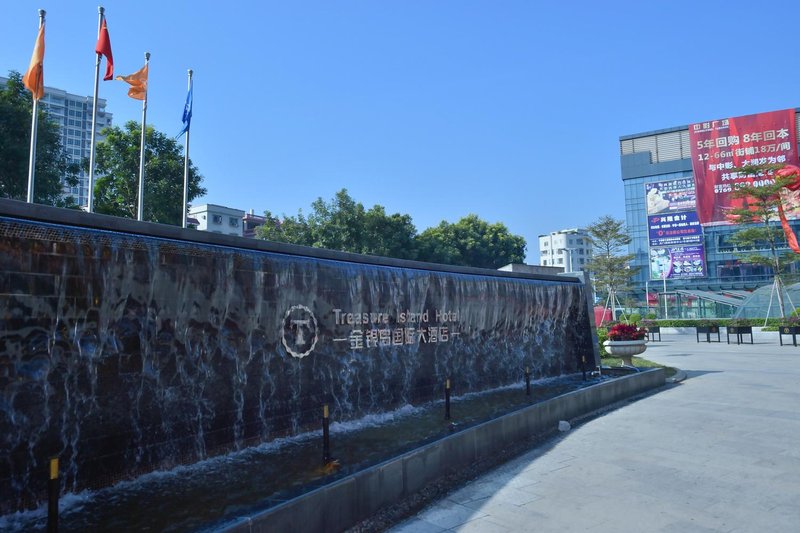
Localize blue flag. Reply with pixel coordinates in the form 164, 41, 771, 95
178, 80, 192, 137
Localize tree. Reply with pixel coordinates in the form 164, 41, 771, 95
728, 164, 799, 318
416, 214, 526, 269
586, 215, 637, 317
0, 71, 79, 206
257, 189, 418, 259
92, 121, 206, 225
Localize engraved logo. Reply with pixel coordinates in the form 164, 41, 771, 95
282, 305, 318, 358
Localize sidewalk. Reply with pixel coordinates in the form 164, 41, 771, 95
389, 335, 800, 532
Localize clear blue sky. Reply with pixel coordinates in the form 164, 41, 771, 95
3, 1, 800, 262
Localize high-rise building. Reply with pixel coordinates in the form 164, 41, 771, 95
620, 107, 800, 317
0, 76, 113, 208
538, 228, 592, 273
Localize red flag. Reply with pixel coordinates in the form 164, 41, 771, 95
95, 17, 114, 81
22, 23, 45, 100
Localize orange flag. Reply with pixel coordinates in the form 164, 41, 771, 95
116, 64, 148, 100
22, 22, 45, 100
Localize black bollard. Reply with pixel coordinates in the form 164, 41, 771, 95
581, 356, 587, 381
444, 379, 451, 420
47, 457, 58, 533
525, 367, 531, 396
322, 404, 331, 464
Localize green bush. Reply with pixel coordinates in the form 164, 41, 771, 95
627, 313, 641, 325
597, 327, 608, 357
646, 313, 657, 320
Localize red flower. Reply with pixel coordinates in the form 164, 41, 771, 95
608, 323, 647, 341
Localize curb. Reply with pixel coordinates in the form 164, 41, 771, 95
668, 369, 687, 383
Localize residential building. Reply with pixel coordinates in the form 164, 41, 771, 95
242, 209, 267, 238
538, 228, 592, 273
1, 76, 113, 208
188, 204, 245, 237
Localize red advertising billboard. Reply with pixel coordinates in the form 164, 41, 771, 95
689, 109, 799, 225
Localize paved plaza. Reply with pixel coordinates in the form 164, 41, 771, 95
389, 333, 800, 532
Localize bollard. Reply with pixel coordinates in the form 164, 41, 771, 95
322, 404, 331, 464
581, 356, 587, 381
525, 367, 531, 396
444, 378, 451, 420
47, 457, 58, 533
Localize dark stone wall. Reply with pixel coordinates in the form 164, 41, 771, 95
0, 209, 593, 512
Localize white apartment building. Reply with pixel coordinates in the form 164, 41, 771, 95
1, 76, 113, 208
538, 228, 592, 273
188, 204, 245, 237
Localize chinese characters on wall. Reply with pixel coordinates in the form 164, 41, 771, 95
645, 178, 707, 280
689, 109, 800, 225
331, 308, 461, 351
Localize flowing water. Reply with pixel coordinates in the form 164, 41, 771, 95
0, 373, 603, 532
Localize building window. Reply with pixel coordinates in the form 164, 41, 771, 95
579, 249, 584, 255
229, 217, 239, 228
542, 260, 548, 265
576, 238, 583, 244
557, 258, 563, 264
212, 214, 223, 225
557, 249, 563, 255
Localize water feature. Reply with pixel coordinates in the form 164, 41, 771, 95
0, 205, 594, 522
0, 374, 602, 532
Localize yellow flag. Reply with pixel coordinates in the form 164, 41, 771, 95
116, 63, 148, 100
22, 23, 45, 101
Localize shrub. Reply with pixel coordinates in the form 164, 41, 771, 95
646, 313, 657, 319
627, 313, 642, 325
597, 327, 608, 357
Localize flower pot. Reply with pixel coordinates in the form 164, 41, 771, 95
603, 339, 647, 366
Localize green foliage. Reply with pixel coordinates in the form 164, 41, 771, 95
257, 189, 418, 259
728, 164, 800, 317
258, 190, 526, 268
646, 313, 657, 319
417, 214, 526, 269
596, 327, 608, 357
627, 313, 642, 325
93, 121, 206, 225
586, 215, 638, 300
0, 71, 79, 207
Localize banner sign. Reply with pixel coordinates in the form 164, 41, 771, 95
689, 108, 799, 225
645, 178, 697, 215
648, 211, 702, 247
649, 245, 706, 280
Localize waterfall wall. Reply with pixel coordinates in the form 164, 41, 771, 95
0, 200, 594, 512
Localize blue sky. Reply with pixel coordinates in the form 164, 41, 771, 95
3, 1, 800, 262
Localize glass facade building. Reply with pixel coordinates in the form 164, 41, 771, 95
620, 114, 800, 317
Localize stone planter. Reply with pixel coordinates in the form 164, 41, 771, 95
603, 339, 648, 367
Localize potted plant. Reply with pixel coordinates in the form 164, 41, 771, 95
603, 323, 648, 366
696, 319, 721, 343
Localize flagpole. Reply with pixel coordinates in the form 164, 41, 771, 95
87, 6, 105, 213
182, 69, 193, 228
137, 52, 150, 222
26, 9, 46, 204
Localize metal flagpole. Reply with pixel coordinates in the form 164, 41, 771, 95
182, 69, 193, 228
26, 9, 46, 204
137, 52, 150, 221
662, 272, 669, 320
87, 6, 105, 213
